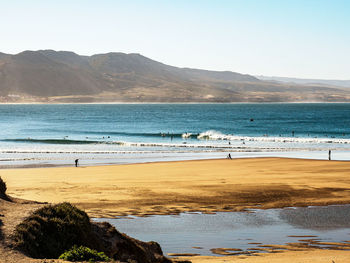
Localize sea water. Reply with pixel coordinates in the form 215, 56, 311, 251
1, 103, 350, 166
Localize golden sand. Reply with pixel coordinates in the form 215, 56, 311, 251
177, 249, 350, 263
2, 157, 350, 217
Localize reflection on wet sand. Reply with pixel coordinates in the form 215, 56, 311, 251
279, 205, 350, 230
97, 205, 350, 257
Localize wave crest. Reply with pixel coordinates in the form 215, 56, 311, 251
196, 130, 350, 144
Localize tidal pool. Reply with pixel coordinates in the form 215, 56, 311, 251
94, 205, 350, 256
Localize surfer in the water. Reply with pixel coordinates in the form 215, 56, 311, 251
75, 159, 79, 167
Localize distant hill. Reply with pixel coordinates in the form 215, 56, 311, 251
256, 75, 350, 89
0, 50, 349, 103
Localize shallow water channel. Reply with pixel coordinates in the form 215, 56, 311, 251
94, 205, 350, 256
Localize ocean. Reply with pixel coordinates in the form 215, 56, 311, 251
1, 103, 350, 167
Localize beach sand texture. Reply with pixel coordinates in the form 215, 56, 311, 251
2, 157, 350, 262
2, 157, 350, 218
177, 249, 350, 263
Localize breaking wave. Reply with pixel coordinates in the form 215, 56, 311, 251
196, 130, 350, 144
3, 129, 350, 148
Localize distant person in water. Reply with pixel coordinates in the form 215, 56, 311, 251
227, 153, 232, 159
75, 159, 79, 167
328, 150, 331, 161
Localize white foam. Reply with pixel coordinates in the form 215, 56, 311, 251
197, 130, 350, 144
182, 133, 193, 139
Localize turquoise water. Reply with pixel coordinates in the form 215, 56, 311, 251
96, 205, 350, 256
1, 103, 350, 166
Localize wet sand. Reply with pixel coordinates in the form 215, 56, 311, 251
178, 250, 350, 263
2, 157, 350, 218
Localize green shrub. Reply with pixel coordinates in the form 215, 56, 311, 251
13, 202, 93, 258
59, 245, 110, 262
0, 177, 6, 198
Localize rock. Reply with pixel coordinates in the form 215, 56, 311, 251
91, 221, 172, 263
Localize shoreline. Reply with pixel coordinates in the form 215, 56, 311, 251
1, 150, 350, 170
2, 155, 350, 167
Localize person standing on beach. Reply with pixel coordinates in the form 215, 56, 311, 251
75, 159, 79, 167
328, 150, 331, 161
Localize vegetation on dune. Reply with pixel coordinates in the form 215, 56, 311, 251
59, 245, 110, 262
0, 176, 7, 199
12, 201, 171, 262
13, 202, 94, 258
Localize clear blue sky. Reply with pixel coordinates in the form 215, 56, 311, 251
1, 0, 349, 79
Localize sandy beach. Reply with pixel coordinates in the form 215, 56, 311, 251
2, 158, 350, 217
2, 157, 350, 262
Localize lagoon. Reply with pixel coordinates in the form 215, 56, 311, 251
95, 205, 350, 256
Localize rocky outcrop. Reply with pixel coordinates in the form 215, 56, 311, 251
92, 221, 172, 263
13, 202, 175, 262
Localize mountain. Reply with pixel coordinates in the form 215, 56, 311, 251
256, 75, 350, 89
0, 50, 349, 103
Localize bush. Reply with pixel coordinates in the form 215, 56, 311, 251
13, 202, 93, 258
59, 245, 110, 262
0, 177, 6, 198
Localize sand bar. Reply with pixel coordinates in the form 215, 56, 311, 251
1, 157, 350, 218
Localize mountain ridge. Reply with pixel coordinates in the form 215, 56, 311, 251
0, 50, 349, 103
256, 75, 350, 89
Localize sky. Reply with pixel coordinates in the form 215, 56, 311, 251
0, 0, 349, 79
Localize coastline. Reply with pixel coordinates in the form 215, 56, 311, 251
1, 150, 350, 170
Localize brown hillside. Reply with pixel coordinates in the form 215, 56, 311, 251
0, 50, 349, 102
